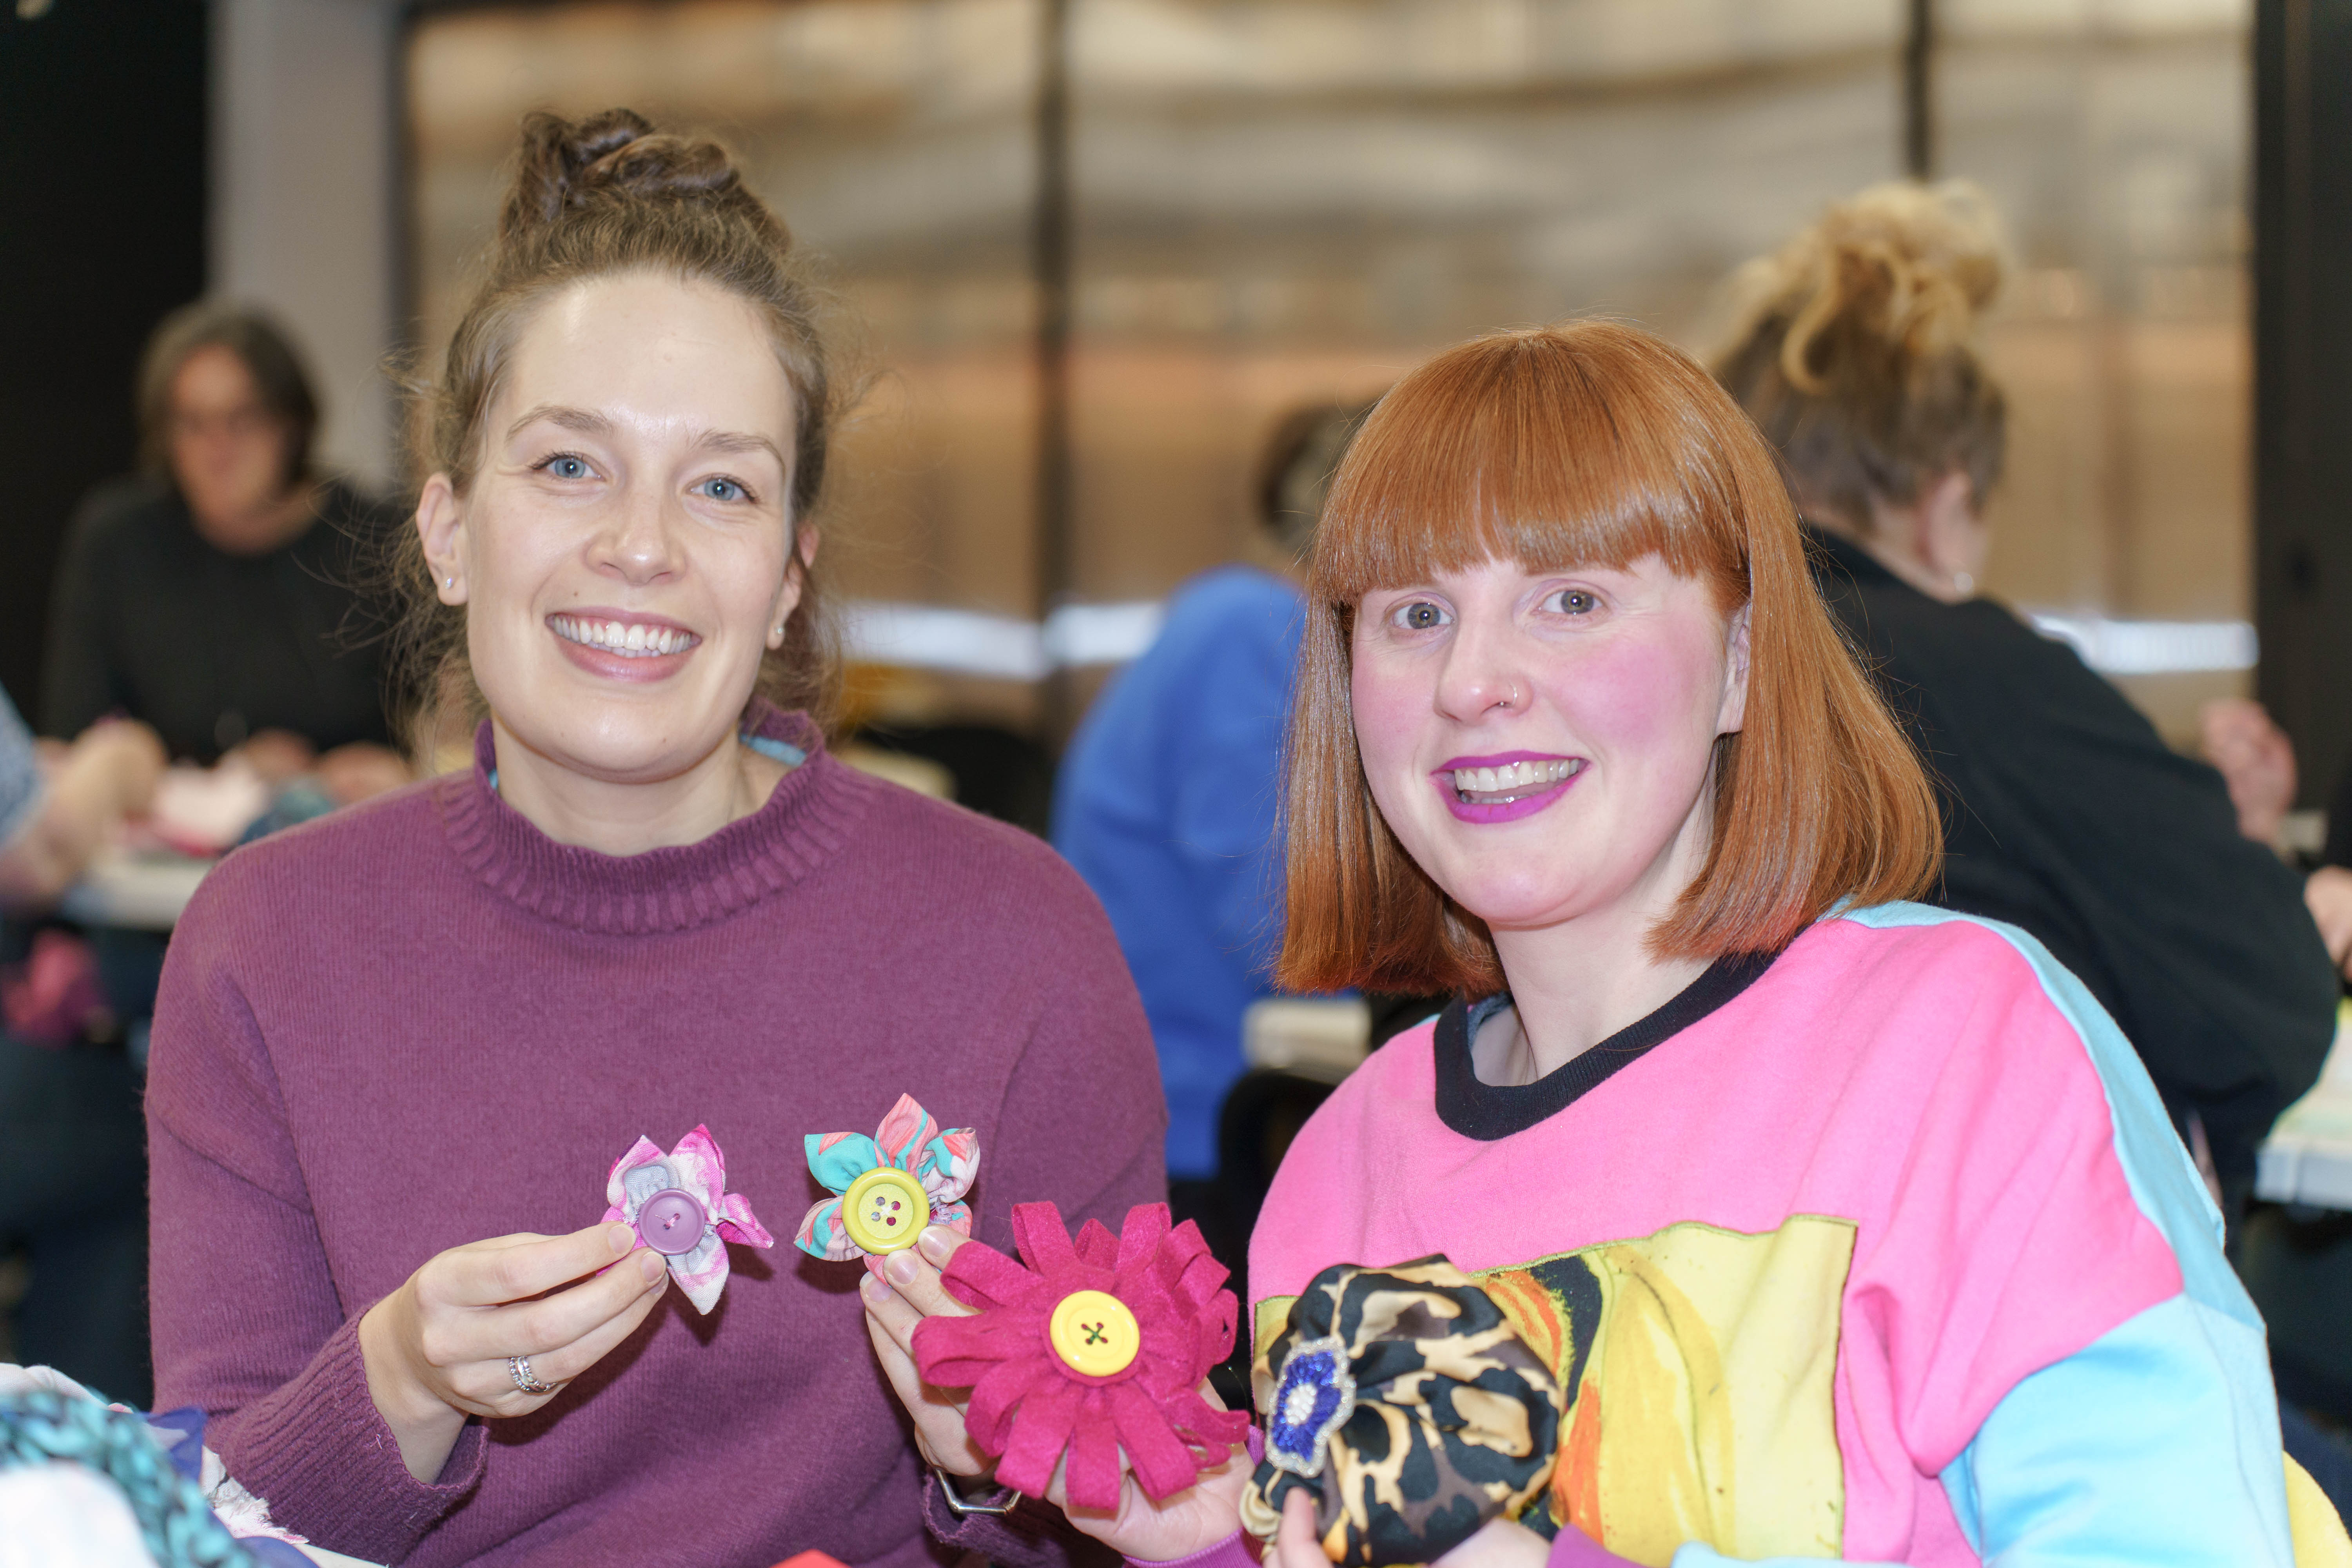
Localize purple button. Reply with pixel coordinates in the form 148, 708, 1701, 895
638, 1189, 708, 1256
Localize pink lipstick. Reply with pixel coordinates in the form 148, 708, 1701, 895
1433, 750, 1584, 824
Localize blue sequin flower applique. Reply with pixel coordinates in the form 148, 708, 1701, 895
1266, 1332, 1356, 1478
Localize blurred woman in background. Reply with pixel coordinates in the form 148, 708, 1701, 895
143, 109, 1160, 1568
1713, 180, 2336, 1231
42, 304, 408, 802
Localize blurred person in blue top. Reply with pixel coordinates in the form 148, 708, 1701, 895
0, 686, 165, 1405
1054, 403, 1371, 1215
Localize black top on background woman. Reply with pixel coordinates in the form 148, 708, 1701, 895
42, 304, 407, 795
1713, 180, 2336, 1227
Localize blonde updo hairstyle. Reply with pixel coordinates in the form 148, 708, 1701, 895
1712, 180, 2007, 537
394, 108, 841, 737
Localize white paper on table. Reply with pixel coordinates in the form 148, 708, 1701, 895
144, 761, 272, 855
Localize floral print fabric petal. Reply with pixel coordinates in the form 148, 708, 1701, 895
794, 1094, 980, 1271
1240, 1258, 1564, 1566
602, 1123, 773, 1315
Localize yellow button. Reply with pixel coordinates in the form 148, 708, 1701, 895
1048, 1289, 1140, 1377
843, 1167, 930, 1254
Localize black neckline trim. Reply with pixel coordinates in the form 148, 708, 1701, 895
1433, 949, 1783, 1140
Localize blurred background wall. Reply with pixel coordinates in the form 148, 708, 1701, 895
214, 0, 402, 488
401, 0, 2259, 747
11, 0, 2349, 793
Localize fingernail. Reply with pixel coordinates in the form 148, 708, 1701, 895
885, 1249, 920, 1286
917, 1226, 953, 1264
860, 1270, 891, 1305
639, 1250, 668, 1284
608, 1224, 637, 1256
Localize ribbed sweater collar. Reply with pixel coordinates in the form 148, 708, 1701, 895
434, 701, 866, 935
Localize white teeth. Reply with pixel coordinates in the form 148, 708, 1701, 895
550, 616, 698, 659
1451, 759, 1580, 796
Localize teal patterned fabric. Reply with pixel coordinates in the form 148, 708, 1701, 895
0, 1390, 260, 1567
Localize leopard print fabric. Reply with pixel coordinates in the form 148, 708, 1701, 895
1241, 1258, 1563, 1566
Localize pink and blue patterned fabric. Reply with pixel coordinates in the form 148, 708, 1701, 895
795, 1094, 979, 1269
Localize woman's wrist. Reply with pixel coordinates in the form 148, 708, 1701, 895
357, 1292, 467, 1482
1124, 1528, 1259, 1568
1109, 1446, 1254, 1563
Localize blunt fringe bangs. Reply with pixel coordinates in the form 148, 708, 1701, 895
1278, 320, 1940, 997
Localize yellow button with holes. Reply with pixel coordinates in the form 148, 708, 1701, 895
843, 1167, 930, 1254
1047, 1289, 1140, 1377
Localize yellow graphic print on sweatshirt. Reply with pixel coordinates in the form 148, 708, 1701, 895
1254, 1216, 1856, 1568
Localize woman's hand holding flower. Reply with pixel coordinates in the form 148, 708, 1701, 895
358, 1222, 669, 1483
862, 1223, 1253, 1563
858, 1227, 990, 1479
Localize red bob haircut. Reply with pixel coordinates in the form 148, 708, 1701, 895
1276, 320, 1940, 997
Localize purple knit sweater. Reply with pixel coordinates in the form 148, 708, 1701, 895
146, 706, 1167, 1567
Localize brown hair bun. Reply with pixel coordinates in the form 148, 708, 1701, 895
501, 109, 781, 247
1712, 181, 2008, 531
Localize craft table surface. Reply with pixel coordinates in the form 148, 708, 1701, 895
56, 846, 216, 931
2256, 1000, 2352, 1212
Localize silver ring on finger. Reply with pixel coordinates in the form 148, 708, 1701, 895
508, 1355, 558, 1396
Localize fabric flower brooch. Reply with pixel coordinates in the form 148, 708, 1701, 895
1240, 1258, 1563, 1566
604, 1124, 774, 1315
794, 1094, 979, 1270
911, 1200, 1252, 1510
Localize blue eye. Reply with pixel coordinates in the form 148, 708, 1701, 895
1392, 600, 1449, 632
1549, 589, 1599, 615
696, 477, 748, 503
543, 455, 589, 481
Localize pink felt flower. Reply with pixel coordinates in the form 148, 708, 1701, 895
911, 1201, 1252, 1510
603, 1124, 773, 1314
795, 1094, 980, 1272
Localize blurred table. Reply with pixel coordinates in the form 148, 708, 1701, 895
1243, 996, 1372, 1084
56, 847, 215, 932
2257, 1000, 2352, 1212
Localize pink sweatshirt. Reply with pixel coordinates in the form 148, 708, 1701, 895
1245, 904, 2293, 1567
145, 706, 1167, 1567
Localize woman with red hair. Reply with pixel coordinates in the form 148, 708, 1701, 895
868, 320, 2331, 1566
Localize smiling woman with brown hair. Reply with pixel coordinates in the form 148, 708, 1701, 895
141, 109, 1163, 1568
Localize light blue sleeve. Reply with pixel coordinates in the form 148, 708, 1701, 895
1939, 1296, 2287, 1566
0, 687, 44, 850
